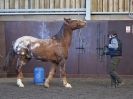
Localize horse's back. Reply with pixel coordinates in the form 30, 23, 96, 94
13, 36, 39, 52
15, 36, 38, 42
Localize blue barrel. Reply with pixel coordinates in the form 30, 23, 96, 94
34, 67, 45, 85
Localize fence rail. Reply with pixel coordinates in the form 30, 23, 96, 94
0, 0, 133, 19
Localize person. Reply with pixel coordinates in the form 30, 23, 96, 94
106, 32, 124, 87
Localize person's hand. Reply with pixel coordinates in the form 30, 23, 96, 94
104, 45, 108, 48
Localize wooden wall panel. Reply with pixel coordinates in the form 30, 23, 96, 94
5, 0, 9, 9
50, 0, 54, 8
31, 0, 35, 8
98, 0, 103, 12
60, 0, 64, 8
39, 0, 44, 8
125, 0, 129, 12
55, 0, 60, 8
19, 0, 25, 9
80, 0, 85, 8
0, 22, 6, 77
0, 0, 131, 12
15, 0, 19, 9
4, 21, 108, 77
119, 0, 124, 12
35, 0, 39, 9
92, 0, 98, 12
9, 0, 15, 9
114, 0, 119, 12
108, 21, 133, 75
44, 0, 50, 8
71, 0, 76, 8
66, 0, 70, 8
0, 0, 4, 9
25, 0, 28, 9
103, 0, 108, 12
109, 0, 114, 12
76, 0, 80, 8
2, 20, 133, 77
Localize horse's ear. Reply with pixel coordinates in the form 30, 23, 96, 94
64, 18, 71, 23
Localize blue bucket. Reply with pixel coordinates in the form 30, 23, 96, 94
34, 67, 45, 85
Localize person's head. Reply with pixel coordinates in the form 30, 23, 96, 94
108, 32, 118, 39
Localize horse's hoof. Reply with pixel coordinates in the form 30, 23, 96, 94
44, 83, 50, 88
64, 83, 72, 88
18, 84, 24, 88
17, 79, 24, 88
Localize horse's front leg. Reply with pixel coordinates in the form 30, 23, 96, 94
60, 60, 72, 88
44, 63, 57, 88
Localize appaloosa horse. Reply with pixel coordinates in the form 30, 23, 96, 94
10, 18, 86, 88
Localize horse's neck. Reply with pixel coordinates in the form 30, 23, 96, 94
60, 24, 72, 46
55, 24, 73, 47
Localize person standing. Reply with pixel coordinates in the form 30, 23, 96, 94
106, 32, 124, 87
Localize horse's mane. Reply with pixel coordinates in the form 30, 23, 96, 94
52, 23, 65, 41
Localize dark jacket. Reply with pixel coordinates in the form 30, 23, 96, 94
106, 37, 122, 57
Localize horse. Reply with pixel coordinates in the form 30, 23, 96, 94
6, 18, 86, 88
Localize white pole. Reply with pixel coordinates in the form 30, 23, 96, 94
85, 0, 91, 20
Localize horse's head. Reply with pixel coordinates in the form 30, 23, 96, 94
64, 18, 86, 30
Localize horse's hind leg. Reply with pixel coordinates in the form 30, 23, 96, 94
16, 65, 24, 87
44, 63, 57, 88
16, 56, 30, 87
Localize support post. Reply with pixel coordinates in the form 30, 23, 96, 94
85, 0, 91, 20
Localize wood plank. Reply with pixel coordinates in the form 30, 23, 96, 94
114, 0, 119, 12
71, 0, 76, 8
131, 0, 133, 12
5, 0, 9, 9
125, 0, 129, 12
60, 0, 64, 8
25, 0, 29, 9
103, 0, 108, 12
98, 0, 103, 12
66, 0, 70, 8
19, 0, 25, 9
92, 0, 98, 12
31, 0, 34, 8
109, 0, 114, 12
76, 0, 80, 8
49, 0, 54, 8
10, 0, 15, 9
55, 0, 60, 8
130, 0, 133, 12
15, 0, 19, 9
39, 0, 44, 8
119, 0, 124, 12
81, 0, 85, 8
44, 0, 50, 8
0, 0, 4, 9
35, 0, 39, 8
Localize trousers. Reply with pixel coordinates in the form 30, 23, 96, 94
109, 56, 122, 84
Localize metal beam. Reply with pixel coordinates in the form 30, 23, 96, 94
0, 8, 86, 12
91, 12, 129, 15
85, 0, 91, 20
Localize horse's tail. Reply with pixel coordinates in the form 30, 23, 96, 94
3, 46, 16, 72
